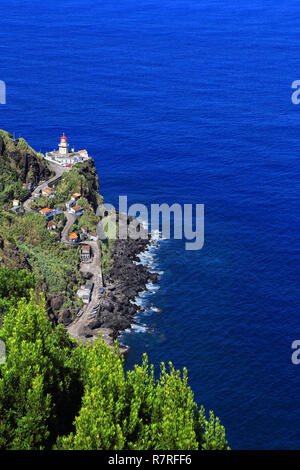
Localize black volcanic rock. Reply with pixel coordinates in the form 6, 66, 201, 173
89, 220, 159, 339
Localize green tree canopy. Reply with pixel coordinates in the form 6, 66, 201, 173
0, 294, 81, 449
0, 288, 229, 451
0, 267, 36, 322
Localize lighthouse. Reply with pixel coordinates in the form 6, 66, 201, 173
45, 133, 90, 166
58, 133, 69, 156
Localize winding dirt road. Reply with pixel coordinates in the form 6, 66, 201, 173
61, 212, 76, 242
23, 161, 69, 213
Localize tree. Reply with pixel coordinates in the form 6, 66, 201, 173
0, 287, 229, 451
0, 294, 82, 449
57, 342, 229, 450
0, 267, 36, 322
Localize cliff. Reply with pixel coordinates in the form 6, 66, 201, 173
0, 130, 52, 206
0, 130, 157, 347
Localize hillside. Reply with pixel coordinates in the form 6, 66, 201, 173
0, 132, 102, 325
0, 130, 52, 207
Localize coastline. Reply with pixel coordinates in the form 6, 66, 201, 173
79, 219, 160, 353
0, 130, 162, 355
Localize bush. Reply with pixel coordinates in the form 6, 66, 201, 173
57, 341, 229, 450
0, 293, 229, 450
0, 268, 36, 323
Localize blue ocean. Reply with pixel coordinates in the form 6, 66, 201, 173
1, 0, 300, 449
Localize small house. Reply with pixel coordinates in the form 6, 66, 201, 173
69, 232, 79, 243
77, 287, 91, 304
42, 187, 55, 198
13, 199, 20, 207
90, 232, 98, 241
70, 204, 84, 216
47, 221, 57, 231
77, 280, 94, 304
81, 225, 88, 234
71, 193, 81, 201
39, 208, 54, 220
23, 183, 32, 190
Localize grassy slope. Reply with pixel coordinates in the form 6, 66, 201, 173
0, 211, 83, 316
0, 130, 51, 206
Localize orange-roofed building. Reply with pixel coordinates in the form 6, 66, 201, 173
40, 208, 52, 214
39, 208, 53, 220
71, 193, 81, 201
42, 187, 55, 198
69, 232, 79, 243
70, 204, 84, 216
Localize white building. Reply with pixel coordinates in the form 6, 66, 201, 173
77, 280, 94, 304
45, 134, 91, 167
70, 204, 84, 216
89, 232, 98, 241
42, 187, 55, 198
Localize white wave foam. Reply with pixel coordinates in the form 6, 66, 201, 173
130, 295, 146, 308
150, 306, 162, 313
122, 225, 164, 343
146, 281, 160, 293
150, 229, 167, 241
131, 323, 147, 333
123, 323, 147, 334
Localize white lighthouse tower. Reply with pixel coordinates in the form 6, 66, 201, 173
58, 133, 69, 156
45, 133, 90, 166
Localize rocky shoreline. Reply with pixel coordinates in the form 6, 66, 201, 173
80, 221, 159, 349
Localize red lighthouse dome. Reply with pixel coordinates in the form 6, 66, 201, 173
60, 133, 67, 142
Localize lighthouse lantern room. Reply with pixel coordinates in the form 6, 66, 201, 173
58, 133, 69, 156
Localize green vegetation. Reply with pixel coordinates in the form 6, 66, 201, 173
0, 211, 83, 314
0, 158, 30, 206
30, 195, 55, 211
0, 268, 36, 324
0, 130, 50, 207
0, 129, 13, 144
78, 209, 99, 232
98, 214, 119, 275
54, 161, 102, 210
0, 290, 229, 450
100, 239, 115, 275
0, 294, 81, 449
16, 243, 82, 296
0, 130, 44, 159
14, 138, 44, 159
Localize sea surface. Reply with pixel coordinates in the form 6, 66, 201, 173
1, 0, 300, 449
